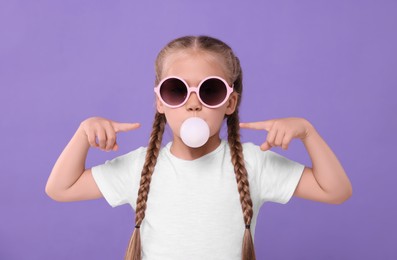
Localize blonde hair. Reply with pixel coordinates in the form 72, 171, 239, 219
125, 36, 256, 260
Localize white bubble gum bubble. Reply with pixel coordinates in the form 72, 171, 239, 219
180, 117, 210, 148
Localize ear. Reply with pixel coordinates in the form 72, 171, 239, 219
225, 92, 238, 115
156, 97, 165, 114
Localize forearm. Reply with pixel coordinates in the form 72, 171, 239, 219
302, 121, 352, 200
45, 126, 90, 196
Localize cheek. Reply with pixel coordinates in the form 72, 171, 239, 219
207, 111, 227, 135
163, 110, 184, 136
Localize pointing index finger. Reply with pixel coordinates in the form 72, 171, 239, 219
113, 122, 141, 133
240, 121, 273, 131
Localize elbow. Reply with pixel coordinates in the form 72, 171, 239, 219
46, 191, 68, 202
328, 185, 353, 205
45, 185, 59, 201
45, 183, 67, 202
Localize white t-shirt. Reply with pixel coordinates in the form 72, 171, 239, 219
92, 140, 305, 260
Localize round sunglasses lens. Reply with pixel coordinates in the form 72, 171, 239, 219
160, 78, 187, 106
199, 78, 227, 106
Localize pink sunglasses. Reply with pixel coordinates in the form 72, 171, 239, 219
154, 76, 234, 108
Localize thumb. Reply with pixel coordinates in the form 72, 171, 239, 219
260, 141, 272, 151
112, 143, 119, 151
112, 122, 141, 133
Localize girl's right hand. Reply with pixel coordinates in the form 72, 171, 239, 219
78, 117, 140, 152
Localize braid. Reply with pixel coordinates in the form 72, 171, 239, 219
223, 44, 256, 259
125, 112, 166, 260
227, 111, 256, 260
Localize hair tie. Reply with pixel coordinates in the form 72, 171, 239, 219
245, 224, 250, 229
135, 225, 140, 229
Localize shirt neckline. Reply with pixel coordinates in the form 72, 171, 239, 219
164, 140, 226, 163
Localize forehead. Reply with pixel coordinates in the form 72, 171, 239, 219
161, 50, 229, 84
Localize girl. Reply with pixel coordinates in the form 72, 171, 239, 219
46, 35, 352, 260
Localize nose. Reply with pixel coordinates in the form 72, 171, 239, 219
185, 93, 202, 111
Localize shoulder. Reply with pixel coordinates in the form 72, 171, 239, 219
223, 141, 262, 160
225, 141, 264, 173
241, 142, 286, 160
239, 142, 295, 171
111, 146, 147, 163
113, 142, 174, 166
240, 142, 268, 161
96, 146, 148, 172
241, 142, 261, 154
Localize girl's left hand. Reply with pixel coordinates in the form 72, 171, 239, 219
240, 117, 313, 151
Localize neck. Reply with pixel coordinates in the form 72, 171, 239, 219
170, 134, 222, 160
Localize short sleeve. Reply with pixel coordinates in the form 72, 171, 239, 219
91, 147, 146, 209
256, 148, 305, 204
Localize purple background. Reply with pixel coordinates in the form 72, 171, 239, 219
1, 1, 396, 259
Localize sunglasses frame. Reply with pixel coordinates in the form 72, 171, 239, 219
154, 76, 234, 109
